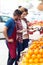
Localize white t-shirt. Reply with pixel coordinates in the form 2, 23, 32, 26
21, 20, 27, 36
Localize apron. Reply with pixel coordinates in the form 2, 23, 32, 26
7, 27, 16, 59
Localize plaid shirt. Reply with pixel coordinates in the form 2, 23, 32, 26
16, 20, 23, 43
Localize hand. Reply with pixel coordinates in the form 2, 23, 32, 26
23, 29, 27, 32
27, 29, 29, 31
7, 39, 14, 43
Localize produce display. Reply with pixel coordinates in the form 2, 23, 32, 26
28, 21, 43, 40
18, 37, 43, 65
28, 21, 43, 27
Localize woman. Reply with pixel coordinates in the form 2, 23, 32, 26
18, 6, 29, 49
21, 8, 29, 50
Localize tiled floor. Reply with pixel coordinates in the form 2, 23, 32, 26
0, 40, 8, 65
0, 40, 15, 65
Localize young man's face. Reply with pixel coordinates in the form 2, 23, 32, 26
15, 15, 21, 21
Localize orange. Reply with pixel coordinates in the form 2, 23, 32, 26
28, 49, 33, 55
32, 41, 36, 44
42, 55, 43, 58
39, 41, 43, 44
39, 49, 43, 54
37, 54, 41, 59
32, 63, 38, 65
25, 54, 30, 59
40, 63, 43, 65
39, 58, 43, 63
29, 59, 33, 63
22, 57, 28, 63
29, 63, 33, 65
39, 37, 43, 41
34, 49, 38, 55
34, 59, 38, 63
32, 54, 36, 59
23, 63, 29, 65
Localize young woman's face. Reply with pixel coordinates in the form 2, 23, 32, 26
21, 12, 28, 18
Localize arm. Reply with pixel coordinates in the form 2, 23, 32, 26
3, 26, 14, 42
3, 26, 13, 42
16, 21, 27, 33
17, 29, 27, 33
3, 26, 8, 40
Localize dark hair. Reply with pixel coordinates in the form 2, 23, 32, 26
13, 9, 22, 16
24, 8, 28, 14
18, 6, 22, 8
24, 8, 28, 12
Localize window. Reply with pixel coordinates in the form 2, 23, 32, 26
0, 16, 10, 22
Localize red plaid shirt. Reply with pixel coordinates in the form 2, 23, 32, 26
16, 20, 23, 43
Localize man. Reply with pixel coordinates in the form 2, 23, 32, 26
3, 9, 22, 65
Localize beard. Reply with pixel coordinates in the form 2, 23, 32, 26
15, 18, 18, 21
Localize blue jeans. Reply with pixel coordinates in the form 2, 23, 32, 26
23, 39, 29, 50
17, 42, 23, 61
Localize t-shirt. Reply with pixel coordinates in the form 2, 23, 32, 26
5, 18, 16, 37
21, 20, 27, 35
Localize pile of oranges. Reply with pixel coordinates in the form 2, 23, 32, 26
18, 37, 43, 65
